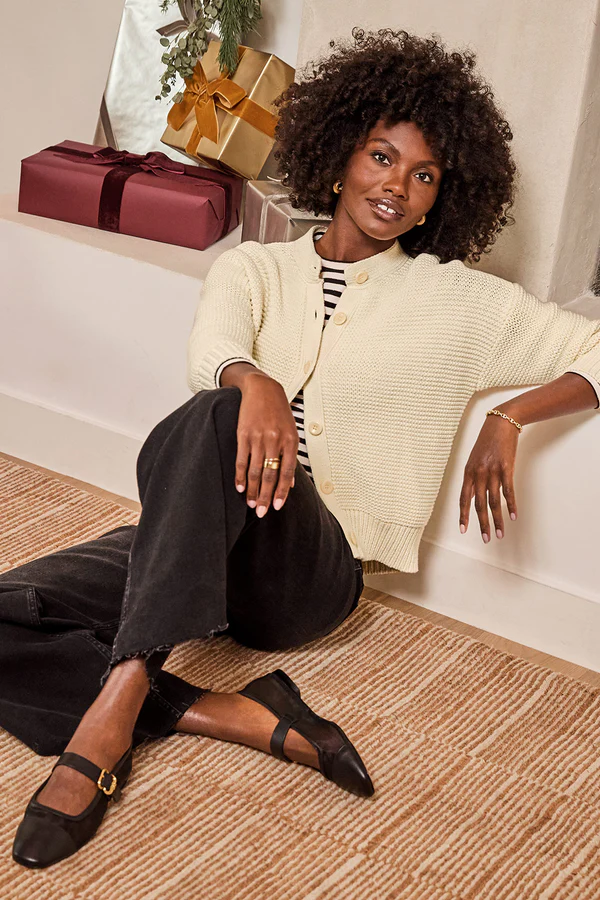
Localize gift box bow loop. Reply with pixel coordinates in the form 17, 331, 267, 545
167, 48, 278, 154
156, 0, 197, 38
84, 147, 187, 178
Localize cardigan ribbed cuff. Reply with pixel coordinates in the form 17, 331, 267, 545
187, 338, 262, 393
561, 342, 600, 387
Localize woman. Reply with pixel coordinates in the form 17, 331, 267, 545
5, 28, 600, 868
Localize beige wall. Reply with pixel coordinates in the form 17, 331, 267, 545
297, 0, 600, 306
550, 12, 600, 307
1, 0, 126, 195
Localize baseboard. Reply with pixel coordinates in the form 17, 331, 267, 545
364, 538, 600, 674
0, 389, 141, 501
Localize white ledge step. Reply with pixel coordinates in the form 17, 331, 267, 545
0, 192, 243, 280
0, 191, 243, 447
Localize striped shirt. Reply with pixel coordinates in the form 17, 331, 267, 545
291, 227, 350, 482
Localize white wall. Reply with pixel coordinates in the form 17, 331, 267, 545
242, 0, 303, 65
550, 12, 600, 309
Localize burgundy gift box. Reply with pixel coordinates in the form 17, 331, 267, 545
18, 140, 243, 251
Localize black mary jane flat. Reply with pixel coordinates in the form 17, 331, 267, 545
12, 746, 133, 869
239, 669, 374, 798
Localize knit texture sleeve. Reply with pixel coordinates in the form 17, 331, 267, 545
186, 248, 263, 394
476, 282, 600, 404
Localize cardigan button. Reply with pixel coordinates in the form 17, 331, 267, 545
303, 360, 312, 374
333, 311, 347, 325
355, 271, 369, 284
308, 422, 322, 435
321, 481, 334, 494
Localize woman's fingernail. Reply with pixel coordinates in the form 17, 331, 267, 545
482, 533, 489, 543
247, 500, 257, 508
496, 528, 503, 539
460, 523, 466, 534
236, 484, 244, 492
273, 498, 283, 510
510, 512, 517, 520
257, 505, 267, 517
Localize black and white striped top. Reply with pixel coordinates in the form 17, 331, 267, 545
291, 227, 350, 482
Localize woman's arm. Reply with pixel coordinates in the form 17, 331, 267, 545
459, 372, 598, 543
494, 371, 599, 424
461, 284, 600, 544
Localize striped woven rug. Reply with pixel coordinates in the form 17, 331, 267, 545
1, 455, 599, 899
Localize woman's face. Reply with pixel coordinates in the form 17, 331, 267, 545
336, 119, 444, 241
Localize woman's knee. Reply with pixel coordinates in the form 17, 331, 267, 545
211, 385, 242, 422
224, 603, 354, 653
196, 385, 242, 412
186, 386, 242, 439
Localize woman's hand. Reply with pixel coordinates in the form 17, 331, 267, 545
459, 417, 520, 542
235, 372, 299, 517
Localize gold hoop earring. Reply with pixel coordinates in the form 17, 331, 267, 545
333, 181, 343, 194
417, 214, 426, 226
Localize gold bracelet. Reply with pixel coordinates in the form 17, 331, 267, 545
486, 409, 523, 432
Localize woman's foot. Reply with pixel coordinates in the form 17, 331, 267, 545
176, 691, 320, 768
36, 658, 150, 816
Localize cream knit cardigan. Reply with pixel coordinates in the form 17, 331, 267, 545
187, 225, 600, 575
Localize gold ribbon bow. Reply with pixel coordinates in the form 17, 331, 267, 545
166, 47, 278, 156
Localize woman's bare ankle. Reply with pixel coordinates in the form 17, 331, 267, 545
35, 657, 149, 817
176, 691, 319, 768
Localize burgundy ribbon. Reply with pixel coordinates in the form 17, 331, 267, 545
44, 144, 233, 237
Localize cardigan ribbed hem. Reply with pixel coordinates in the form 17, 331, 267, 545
361, 560, 402, 576
344, 510, 424, 574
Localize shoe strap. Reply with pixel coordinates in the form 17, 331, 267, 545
53, 752, 122, 802
270, 714, 297, 762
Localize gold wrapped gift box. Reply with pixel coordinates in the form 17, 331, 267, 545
161, 41, 295, 180
242, 180, 331, 243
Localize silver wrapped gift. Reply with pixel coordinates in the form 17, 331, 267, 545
95, 0, 193, 158
241, 180, 331, 244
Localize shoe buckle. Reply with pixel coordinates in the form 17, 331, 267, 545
97, 769, 118, 796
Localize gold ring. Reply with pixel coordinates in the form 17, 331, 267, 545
263, 458, 281, 469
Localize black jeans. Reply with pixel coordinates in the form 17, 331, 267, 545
0, 387, 363, 756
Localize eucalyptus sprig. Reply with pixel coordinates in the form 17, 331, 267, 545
156, 0, 262, 102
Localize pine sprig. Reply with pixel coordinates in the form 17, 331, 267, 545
156, 0, 262, 101
218, 0, 262, 74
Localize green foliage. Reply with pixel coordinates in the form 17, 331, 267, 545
156, 0, 262, 102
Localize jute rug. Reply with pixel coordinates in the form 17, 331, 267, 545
1, 456, 599, 899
